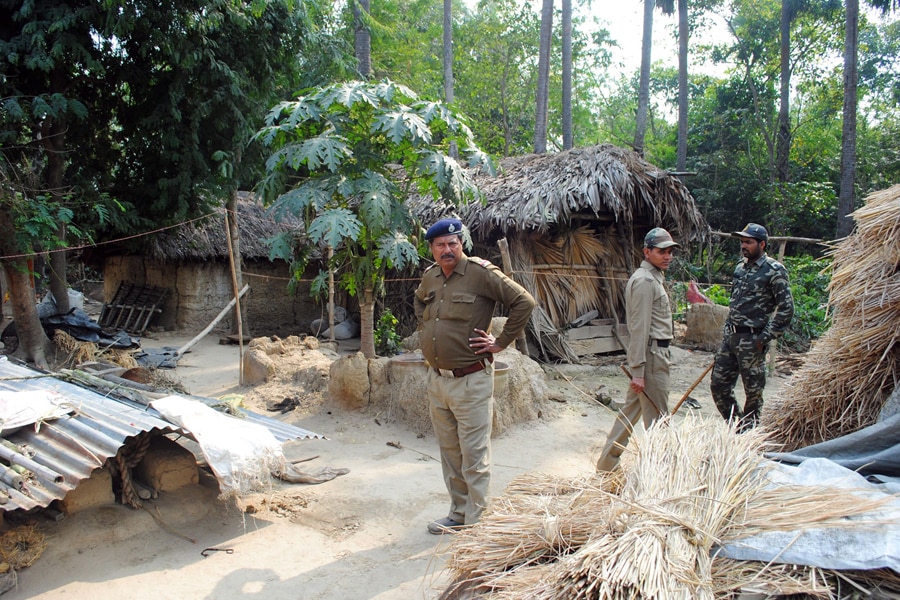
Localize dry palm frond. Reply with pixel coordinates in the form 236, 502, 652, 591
765, 183, 900, 450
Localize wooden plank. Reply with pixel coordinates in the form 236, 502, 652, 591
568, 335, 628, 356
567, 322, 629, 341
566, 324, 613, 340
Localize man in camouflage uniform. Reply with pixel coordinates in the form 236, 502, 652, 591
711, 223, 794, 430
596, 228, 679, 472
415, 218, 535, 534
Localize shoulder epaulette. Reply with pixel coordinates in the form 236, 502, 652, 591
424, 263, 439, 273
470, 257, 494, 269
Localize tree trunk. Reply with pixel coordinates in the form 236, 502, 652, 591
836, 0, 859, 238
0, 208, 51, 368
775, 0, 793, 184
634, 0, 655, 157
443, 0, 458, 158
354, 0, 372, 80
533, 0, 553, 154
2, 261, 51, 368
676, 0, 689, 172
360, 287, 376, 359
43, 76, 70, 315
562, 0, 573, 150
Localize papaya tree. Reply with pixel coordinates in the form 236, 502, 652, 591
254, 79, 491, 358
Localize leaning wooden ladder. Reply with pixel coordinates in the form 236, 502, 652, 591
99, 283, 170, 334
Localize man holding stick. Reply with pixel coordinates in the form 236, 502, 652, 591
596, 228, 679, 472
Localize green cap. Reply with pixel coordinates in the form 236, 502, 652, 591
644, 228, 680, 249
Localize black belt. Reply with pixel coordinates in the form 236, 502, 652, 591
732, 325, 761, 334
649, 339, 670, 348
433, 355, 494, 378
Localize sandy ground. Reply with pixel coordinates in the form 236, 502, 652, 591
3, 331, 792, 600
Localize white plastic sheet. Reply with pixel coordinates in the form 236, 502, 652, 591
151, 395, 287, 498
0, 390, 74, 434
717, 458, 900, 570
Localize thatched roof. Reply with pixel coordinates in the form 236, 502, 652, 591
143, 192, 302, 262
409, 144, 707, 242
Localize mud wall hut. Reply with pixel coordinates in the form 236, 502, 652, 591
409, 144, 708, 361
99, 194, 328, 335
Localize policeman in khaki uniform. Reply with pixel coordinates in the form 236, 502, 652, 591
596, 228, 679, 472
415, 218, 535, 534
711, 223, 794, 430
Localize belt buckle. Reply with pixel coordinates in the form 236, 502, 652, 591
437, 368, 455, 378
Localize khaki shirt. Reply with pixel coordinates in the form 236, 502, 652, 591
625, 259, 673, 378
414, 255, 535, 370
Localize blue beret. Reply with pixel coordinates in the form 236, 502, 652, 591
425, 218, 464, 241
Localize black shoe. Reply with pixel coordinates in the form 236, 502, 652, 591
684, 397, 702, 410
427, 517, 464, 535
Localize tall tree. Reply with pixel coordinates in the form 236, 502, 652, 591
444, 0, 458, 158
534, 0, 554, 153
776, 0, 802, 184
562, 0, 574, 149
837, 0, 896, 238
355, 0, 373, 79
254, 80, 491, 358
676, 0, 689, 171
635, 0, 675, 156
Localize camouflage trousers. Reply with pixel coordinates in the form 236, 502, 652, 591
710, 332, 766, 429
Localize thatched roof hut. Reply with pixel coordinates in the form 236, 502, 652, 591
142, 192, 302, 262
409, 144, 708, 361
97, 193, 325, 334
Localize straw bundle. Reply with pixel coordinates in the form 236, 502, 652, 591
439, 416, 898, 599
764, 184, 900, 450
53, 330, 138, 369
0, 525, 46, 569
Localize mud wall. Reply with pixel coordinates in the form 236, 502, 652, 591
102, 257, 326, 335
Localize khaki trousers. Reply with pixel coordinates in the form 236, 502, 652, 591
427, 363, 494, 525
596, 345, 670, 472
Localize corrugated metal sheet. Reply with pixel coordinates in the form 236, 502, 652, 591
0, 356, 322, 512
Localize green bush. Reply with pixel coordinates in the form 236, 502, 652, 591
781, 255, 831, 352
375, 308, 403, 356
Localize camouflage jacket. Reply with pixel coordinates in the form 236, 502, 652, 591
726, 253, 794, 344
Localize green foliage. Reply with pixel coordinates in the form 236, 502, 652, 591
255, 79, 489, 297
374, 308, 403, 356
781, 255, 831, 352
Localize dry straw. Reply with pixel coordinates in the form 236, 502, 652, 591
439, 416, 898, 599
53, 330, 138, 370
764, 183, 900, 450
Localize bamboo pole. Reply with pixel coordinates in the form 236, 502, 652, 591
224, 212, 245, 385
497, 237, 529, 355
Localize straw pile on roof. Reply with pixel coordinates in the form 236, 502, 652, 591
409, 144, 707, 242
143, 192, 303, 261
764, 184, 900, 451
438, 417, 897, 599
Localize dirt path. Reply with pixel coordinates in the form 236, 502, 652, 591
4, 333, 792, 600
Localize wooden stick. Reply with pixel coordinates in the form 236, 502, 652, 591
671, 361, 715, 415
175, 284, 249, 359
497, 237, 530, 356
619, 364, 666, 415
224, 212, 245, 385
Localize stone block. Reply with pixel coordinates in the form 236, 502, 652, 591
135, 436, 199, 493
59, 467, 114, 515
